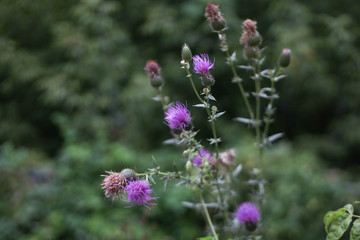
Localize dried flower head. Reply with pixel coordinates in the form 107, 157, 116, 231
101, 171, 129, 200
145, 60, 161, 79
220, 149, 236, 166
124, 179, 158, 209
240, 19, 260, 46
193, 149, 216, 166
145, 60, 163, 88
164, 102, 191, 130
235, 202, 261, 231
205, 3, 226, 31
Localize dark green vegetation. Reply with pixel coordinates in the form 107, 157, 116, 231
0, 0, 359, 239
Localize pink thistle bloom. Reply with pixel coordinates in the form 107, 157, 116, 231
124, 180, 158, 209
193, 149, 215, 166
235, 202, 261, 231
192, 54, 215, 77
164, 102, 191, 130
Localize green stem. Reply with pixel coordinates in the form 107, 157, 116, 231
184, 66, 228, 226
220, 31, 254, 121
252, 59, 262, 161
157, 87, 166, 111
263, 68, 282, 142
200, 191, 219, 240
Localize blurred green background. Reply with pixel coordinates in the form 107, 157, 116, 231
1, 0, 360, 239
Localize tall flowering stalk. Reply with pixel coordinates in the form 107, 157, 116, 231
101, 3, 292, 239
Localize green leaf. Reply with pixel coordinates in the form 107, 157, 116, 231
350, 218, 360, 240
325, 208, 352, 240
344, 204, 354, 215
197, 236, 213, 240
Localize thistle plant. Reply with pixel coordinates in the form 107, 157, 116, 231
101, 3, 291, 239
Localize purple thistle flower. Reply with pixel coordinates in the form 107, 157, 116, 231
193, 149, 213, 166
235, 202, 261, 231
164, 102, 191, 130
124, 179, 158, 209
192, 54, 215, 77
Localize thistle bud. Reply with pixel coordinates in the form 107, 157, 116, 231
205, 3, 227, 32
185, 160, 192, 171
181, 44, 192, 62
150, 75, 164, 88
278, 48, 291, 68
247, 32, 262, 47
201, 74, 215, 87
120, 168, 136, 180
243, 45, 258, 60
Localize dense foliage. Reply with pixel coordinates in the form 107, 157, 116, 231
1, 0, 360, 239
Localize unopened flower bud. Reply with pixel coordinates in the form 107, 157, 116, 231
181, 44, 192, 62
205, 3, 227, 32
243, 45, 258, 60
120, 168, 136, 180
150, 75, 164, 88
278, 48, 291, 68
185, 160, 192, 171
247, 32, 262, 47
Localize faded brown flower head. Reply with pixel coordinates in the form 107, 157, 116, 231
145, 60, 161, 79
205, 3, 226, 32
220, 149, 236, 166
205, 3, 222, 22
240, 19, 259, 46
101, 171, 128, 200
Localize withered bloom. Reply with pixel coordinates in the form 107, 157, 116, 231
205, 3, 227, 32
240, 19, 261, 46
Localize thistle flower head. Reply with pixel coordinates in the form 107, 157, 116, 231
192, 54, 215, 77
164, 102, 191, 130
193, 149, 216, 166
220, 149, 236, 166
101, 171, 128, 200
205, 3, 226, 31
235, 202, 261, 231
240, 19, 260, 46
145, 60, 164, 88
145, 60, 161, 79
124, 179, 158, 209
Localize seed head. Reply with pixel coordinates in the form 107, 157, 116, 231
145, 60, 163, 88
220, 149, 236, 166
101, 171, 128, 200
205, 3, 227, 32
240, 19, 261, 46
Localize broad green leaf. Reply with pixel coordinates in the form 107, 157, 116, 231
350, 218, 360, 240
324, 210, 343, 234
326, 209, 352, 240
344, 204, 354, 215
